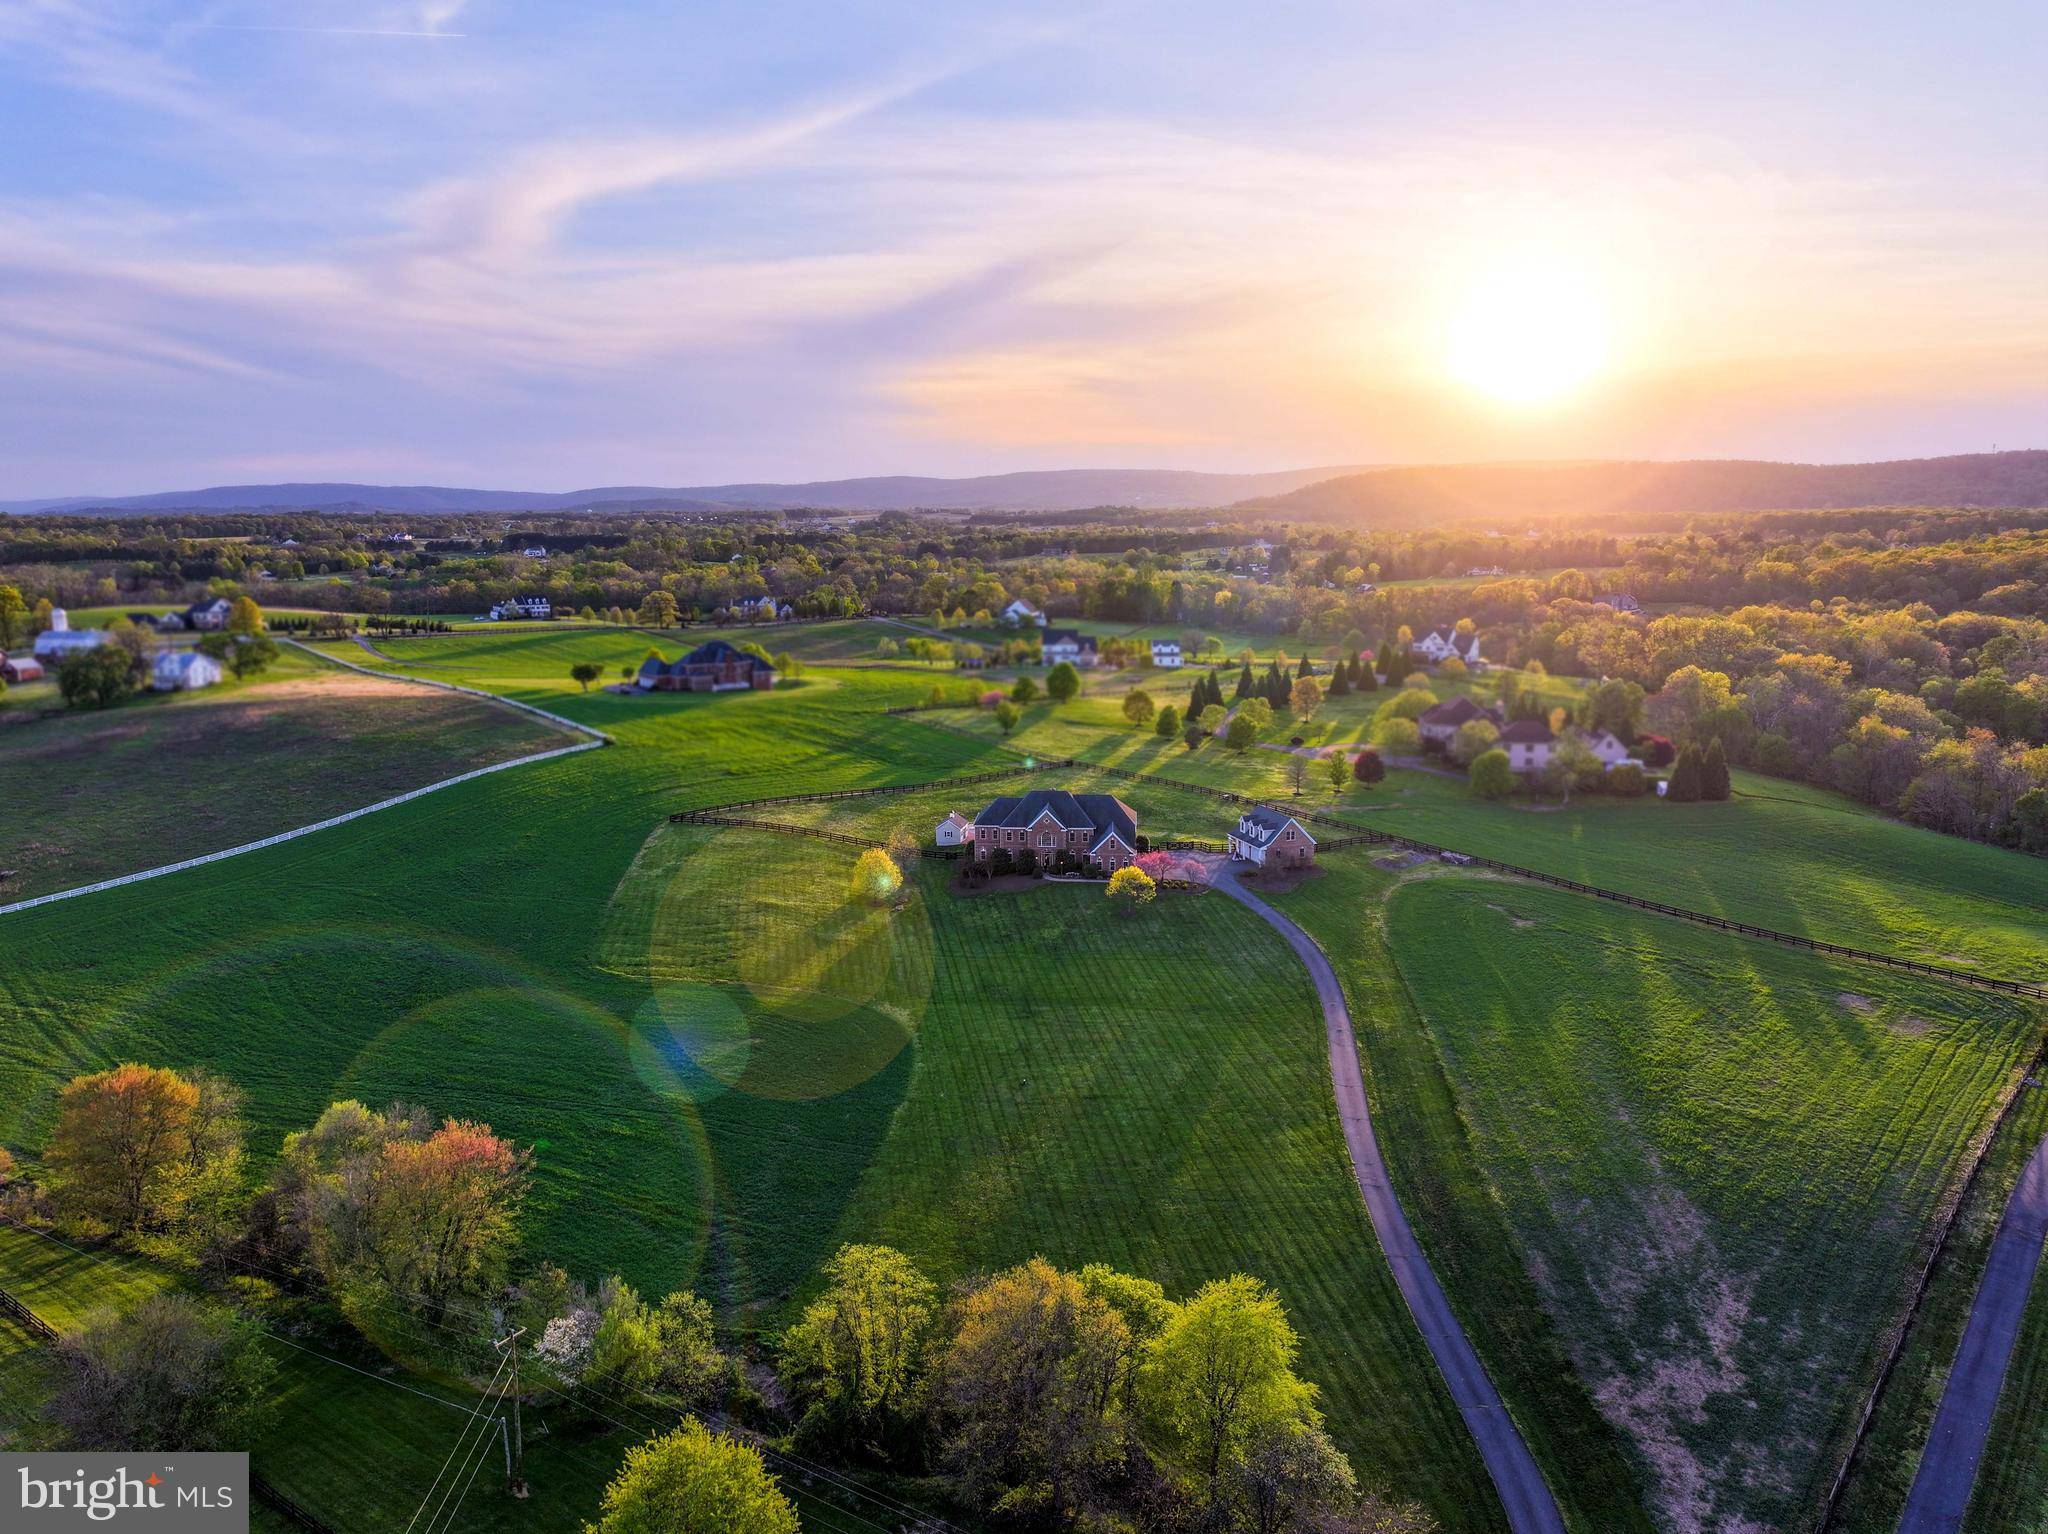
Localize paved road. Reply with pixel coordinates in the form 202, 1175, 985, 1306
1899, 1128, 2048, 1534
1214, 867, 1567, 1534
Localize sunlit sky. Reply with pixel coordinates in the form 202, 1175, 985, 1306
3, 1, 2045, 496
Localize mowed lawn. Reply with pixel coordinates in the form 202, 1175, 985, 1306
602, 817, 1498, 1528
0, 645, 569, 900
1368, 872, 2041, 1534
929, 702, 2048, 981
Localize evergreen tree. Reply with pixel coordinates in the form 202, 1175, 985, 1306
1297, 654, 1313, 678
1666, 745, 1703, 802
1234, 664, 1254, 702
1329, 663, 1350, 697
1701, 738, 1731, 800
1375, 640, 1396, 678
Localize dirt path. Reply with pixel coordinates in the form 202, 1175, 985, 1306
1212, 865, 1566, 1534
1898, 1128, 2048, 1534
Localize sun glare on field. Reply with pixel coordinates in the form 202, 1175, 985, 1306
1447, 261, 1609, 407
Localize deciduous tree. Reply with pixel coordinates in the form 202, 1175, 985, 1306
226, 595, 265, 635
1451, 718, 1500, 764
46, 1063, 240, 1239
587, 1420, 798, 1534
1046, 661, 1082, 703
1468, 749, 1514, 800
51, 1295, 275, 1453
782, 1244, 935, 1452
1371, 717, 1420, 755
1107, 865, 1157, 909
850, 847, 902, 904
1142, 1275, 1319, 1507
57, 645, 140, 709
1123, 688, 1156, 725
570, 662, 603, 691
281, 1101, 527, 1323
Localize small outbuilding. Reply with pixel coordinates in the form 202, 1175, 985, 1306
936, 811, 971, 847
1, 655, 45, 684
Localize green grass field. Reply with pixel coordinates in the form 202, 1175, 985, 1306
1366, 872, 2038, 1532
1966, 1242, 2048, 1533
598, 823, 1495, 1521
930, 702, 2048, 981
5, 621, 2043, 1534
1821, 1081, 2048, 1534
0, 645, 568, 900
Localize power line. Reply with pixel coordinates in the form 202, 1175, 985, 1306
403, 1351, 511, 1533
425, 1425, 501, 1531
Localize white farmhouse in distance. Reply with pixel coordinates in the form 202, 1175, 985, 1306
153, 650, 224, 691
1000, 598, 1046, 627
1150, 640, 1183, 669
1412, 625, 1481, 665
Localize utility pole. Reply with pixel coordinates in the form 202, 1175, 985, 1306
494, 1327, 528, 1498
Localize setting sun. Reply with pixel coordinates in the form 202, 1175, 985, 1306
1447, 264, 1609, 407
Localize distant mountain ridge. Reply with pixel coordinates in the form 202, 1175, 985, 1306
0, 465, 1380, 517
8, 451, 2044, 521
1244, 451, 2048, 523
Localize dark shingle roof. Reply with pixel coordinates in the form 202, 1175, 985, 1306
637, 639, 776, 679
1498, 718, 1554, 744
1041, 629, 1097, 651
1417, 696, 1497, 729
1234, 805, 1314, 848
971, 789, 1136, 852
682, 639, 771, 668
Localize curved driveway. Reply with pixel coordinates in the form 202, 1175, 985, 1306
1214, 867, 1566, 1534
1899, 1128, 2048, 1534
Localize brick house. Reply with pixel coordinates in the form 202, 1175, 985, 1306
965, 789, 1138, 871
636, 638, 776, 693
1227, 806, 1317, 869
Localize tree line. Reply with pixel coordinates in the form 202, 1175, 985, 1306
0, 1060, 1433, 1534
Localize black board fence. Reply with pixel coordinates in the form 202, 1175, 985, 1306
0, 1284, 56, 1341
0, 1279, 337, 1533
681, 729, 2047, 999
